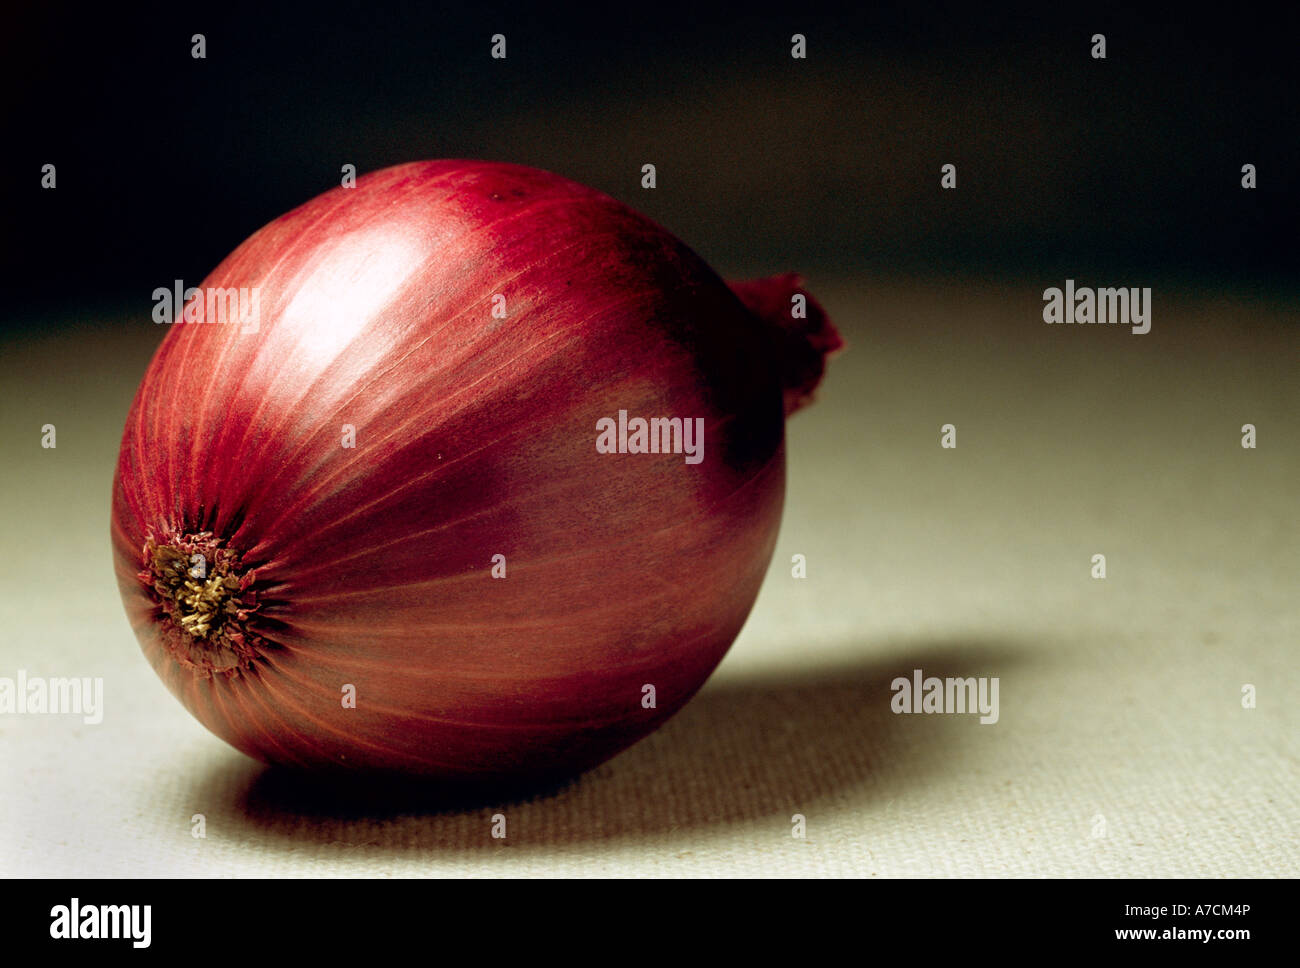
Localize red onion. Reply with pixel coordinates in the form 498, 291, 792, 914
112, 160, 840, 782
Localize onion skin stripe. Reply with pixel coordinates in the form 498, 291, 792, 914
238, 623, 728, 686
281, 443, 780, 591
254, 659, 656, 734
208, 671, 314, 770
189, 185, 579, 535
249, 265, 648, 544
242, 664, 451, 770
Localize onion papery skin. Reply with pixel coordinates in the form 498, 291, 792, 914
112, 160, 837, 783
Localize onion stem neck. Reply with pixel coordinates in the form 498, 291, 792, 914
726, 273, 843, 416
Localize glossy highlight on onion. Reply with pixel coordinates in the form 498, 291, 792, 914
112, 160, 841, 782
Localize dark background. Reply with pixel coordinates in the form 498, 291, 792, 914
3, 1, 1297, 324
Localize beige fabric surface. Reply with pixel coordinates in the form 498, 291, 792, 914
2, 275, 1296, 877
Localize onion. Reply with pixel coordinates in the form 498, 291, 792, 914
112, 160, 840, 782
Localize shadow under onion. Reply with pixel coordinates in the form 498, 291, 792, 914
182, 637, 1031, 855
